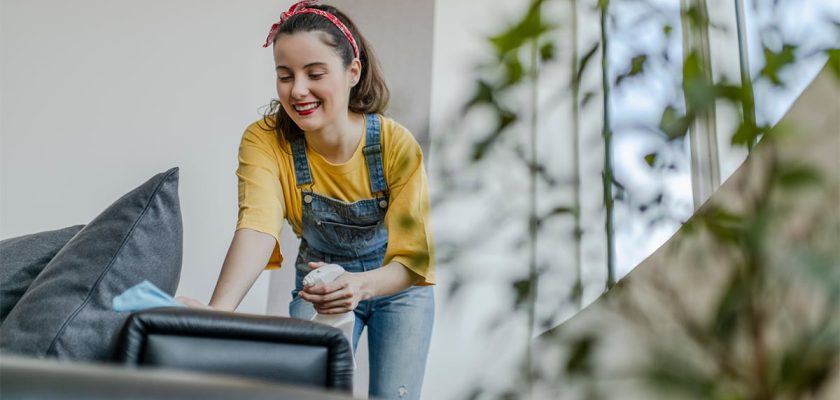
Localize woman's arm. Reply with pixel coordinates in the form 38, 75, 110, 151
205, 228, 277, 311
299, 261, 421, 314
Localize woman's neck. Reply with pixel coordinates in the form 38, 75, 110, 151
305, 112, 364, 164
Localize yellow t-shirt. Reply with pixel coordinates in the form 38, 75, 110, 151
235, 114, 435, 285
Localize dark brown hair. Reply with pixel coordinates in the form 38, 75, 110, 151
263, 4, 390, 146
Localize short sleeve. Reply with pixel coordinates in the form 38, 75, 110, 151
235, 125, 285, 269
382, 121, 436, 285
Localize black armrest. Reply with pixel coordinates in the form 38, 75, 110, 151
110, 307, 353, 392
1, 356, 355, 400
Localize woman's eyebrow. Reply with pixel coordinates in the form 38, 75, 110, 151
275, 62, 328, 71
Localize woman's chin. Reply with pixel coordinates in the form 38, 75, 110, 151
295, 119, 322, 132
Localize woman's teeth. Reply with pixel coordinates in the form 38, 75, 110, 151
294, 103, 320, 112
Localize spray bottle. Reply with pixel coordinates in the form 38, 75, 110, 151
302, 263, 356, 368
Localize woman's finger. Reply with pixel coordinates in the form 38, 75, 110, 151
314, 305, 354, 314
302, 281, 348, 295
300, 284, 350, 303
317, 296, 355, 310
307, 261, 328, 270
176, 296, 211, 309
312, 290, 353, 305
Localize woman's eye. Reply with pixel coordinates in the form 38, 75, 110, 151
309, 74, 324, 80
277, 76, 293, 82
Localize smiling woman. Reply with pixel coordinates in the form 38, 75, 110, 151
175, 2, 436, 400
264, 2, 389, 154
271, 32, 366, 161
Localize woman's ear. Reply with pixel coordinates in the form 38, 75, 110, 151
349, 58, 362, 86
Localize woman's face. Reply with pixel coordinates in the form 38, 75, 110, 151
273, 31, 360, 133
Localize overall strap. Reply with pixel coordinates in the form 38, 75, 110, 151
290, 136, 313, 187
362, 113, 388, 195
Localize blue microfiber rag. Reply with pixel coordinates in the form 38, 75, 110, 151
112, 280, 185, 312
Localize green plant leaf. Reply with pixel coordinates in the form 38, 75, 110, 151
488, 0, 553, 56
681, 51, 718, 109
714, 83, 747, 103
776, 165, 822, 189
699, 206, 744, 244
471, 109, 517, 161
731, 122, 766, 147
630, 54, 647, 75
581, 91, 597, 108
658, 105, 691, 140
540, 42, 555, 62
760, 44, 797, 86
682, 5, 710, 31
463, 79, 496, 111
596, 0, 610, 12
710, 272, 747, 342
684, 79, 718, 111
549, 206, 576, 215
541, 206, 577, 223
503, 54, 524, 85
569, 280, 583, 303
565, 335, 597, 376
616, 54, 648, 85
611, 177, 626, 192
512, 279, 531, 309
827, 48, 840, 78
644, 349, 716, 397
775, 326, 840, 395
644, 152, 657, 167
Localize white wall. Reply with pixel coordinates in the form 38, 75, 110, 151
1, 0, 286, 313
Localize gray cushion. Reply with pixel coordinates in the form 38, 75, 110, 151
0, 225, 85, 324
0, 168, 183, 360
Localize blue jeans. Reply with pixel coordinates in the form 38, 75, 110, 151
289, 113, 435, 399
290, 285, 434, 400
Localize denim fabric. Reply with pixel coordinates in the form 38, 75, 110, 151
288, 114, 434, 400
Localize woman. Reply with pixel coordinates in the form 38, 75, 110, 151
180, 2, 435, 399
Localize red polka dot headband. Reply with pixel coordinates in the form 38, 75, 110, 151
262, 0, 360, 60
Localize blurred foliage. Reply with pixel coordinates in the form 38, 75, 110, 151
760, 44, 798, 87
638, 148, 838, 399
615, 54, 647, 85
827, 48, 840, 77
440, 0, 840, 398
463, 0, 552, 162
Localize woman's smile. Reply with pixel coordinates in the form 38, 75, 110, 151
294, 101, 321, 116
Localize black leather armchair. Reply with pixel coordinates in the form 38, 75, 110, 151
111, 308, 354, 392
1, 356, 355, 400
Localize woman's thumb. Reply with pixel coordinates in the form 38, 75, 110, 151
307, 261, 327, 269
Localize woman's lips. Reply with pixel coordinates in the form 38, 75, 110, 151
294, 102, 320, 116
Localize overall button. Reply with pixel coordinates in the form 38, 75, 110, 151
379, 200, 388, 208
304, 195, 313, 204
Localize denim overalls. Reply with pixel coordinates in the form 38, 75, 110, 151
288, 113, 434, 400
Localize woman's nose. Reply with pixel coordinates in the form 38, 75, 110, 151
291, 79, 309, 99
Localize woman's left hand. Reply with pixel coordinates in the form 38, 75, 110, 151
175, 296, 216, 310
300, 262, 371, 314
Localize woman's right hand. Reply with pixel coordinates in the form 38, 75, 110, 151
176, 296, 215, 310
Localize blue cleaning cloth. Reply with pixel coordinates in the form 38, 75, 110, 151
112, 280, 185, 312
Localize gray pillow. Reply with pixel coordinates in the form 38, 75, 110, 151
0, 168, 183, 360
0, 225, 85, 324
